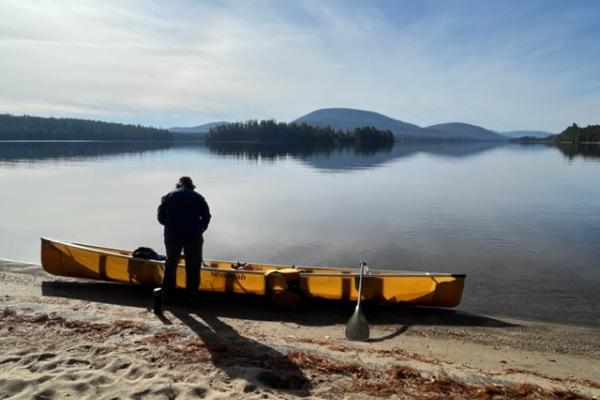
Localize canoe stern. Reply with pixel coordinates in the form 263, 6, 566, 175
431, 275, 465, 307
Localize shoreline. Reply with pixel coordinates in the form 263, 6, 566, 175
1, 259, 599, 399
3, 257, 597, 330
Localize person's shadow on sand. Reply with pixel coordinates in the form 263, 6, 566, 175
168, 307, 311, 397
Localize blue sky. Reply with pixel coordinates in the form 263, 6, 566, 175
0, 0, 599, 131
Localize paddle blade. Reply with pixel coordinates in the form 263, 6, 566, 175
345, 306, 370, 341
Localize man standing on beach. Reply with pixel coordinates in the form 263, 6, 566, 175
157, 176, 211, 303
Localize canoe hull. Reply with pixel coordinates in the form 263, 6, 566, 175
41, 238, 465, 308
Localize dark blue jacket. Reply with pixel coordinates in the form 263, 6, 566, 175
157, 188, 211, 243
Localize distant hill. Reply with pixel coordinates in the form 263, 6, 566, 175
170, 121, 229, 134
293, 108, 508, 141
293, 108, 422, 136
0, 114, 172, 141
424, 122, 508, 141
169, 121, 229, 140
502, 130, 554, 138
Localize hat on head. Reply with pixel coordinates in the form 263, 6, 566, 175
177, 176, 195, 189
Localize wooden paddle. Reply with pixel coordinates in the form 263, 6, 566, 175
345, 262, 370, 341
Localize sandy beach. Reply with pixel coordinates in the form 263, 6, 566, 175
1, 259, 598, 399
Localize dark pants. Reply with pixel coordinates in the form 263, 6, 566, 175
162, 236, 203, 297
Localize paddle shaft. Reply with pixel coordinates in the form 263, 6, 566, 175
357, 262, 366, 307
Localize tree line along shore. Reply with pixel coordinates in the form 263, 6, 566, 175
0, 114, 394, 145
553, 123, 600, 144
0, 114, 171, 141
514, 123, 600, 144
1, 113, 598, 145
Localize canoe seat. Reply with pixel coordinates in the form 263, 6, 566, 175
264, 268, 300, 292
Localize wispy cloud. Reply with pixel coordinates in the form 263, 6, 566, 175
0, 0, 598, 130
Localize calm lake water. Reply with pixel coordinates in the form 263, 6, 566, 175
1, 141, 599, 327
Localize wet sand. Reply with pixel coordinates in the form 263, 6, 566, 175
1, 259, 599, 399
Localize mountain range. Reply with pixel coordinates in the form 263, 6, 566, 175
293, 108, 507, 141
500, 130, 554, 138
170, 108, 549, 141
169, 121, 228, 139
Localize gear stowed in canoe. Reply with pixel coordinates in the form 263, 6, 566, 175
40, 238, 466, 308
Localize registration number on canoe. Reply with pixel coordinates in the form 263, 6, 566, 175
210, 271, 247, 281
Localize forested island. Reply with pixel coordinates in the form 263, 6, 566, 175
554, 123, 600, 144
204, 119, 395, 145
0, 114, 172, 141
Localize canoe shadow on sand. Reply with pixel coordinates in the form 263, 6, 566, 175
41, 280, 516, 333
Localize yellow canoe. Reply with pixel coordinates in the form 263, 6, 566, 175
40, 238, 465, 308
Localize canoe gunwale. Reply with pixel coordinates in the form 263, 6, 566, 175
297, 272, 466, 278
41, 237, 466, 278
42, 238, 268, 276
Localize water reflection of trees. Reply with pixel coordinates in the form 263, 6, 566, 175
206, 141, 509, 171
0, 140, 522, 171
556, 143, 600, 161
0, 141, 172, 162
206, 141, 393, 161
